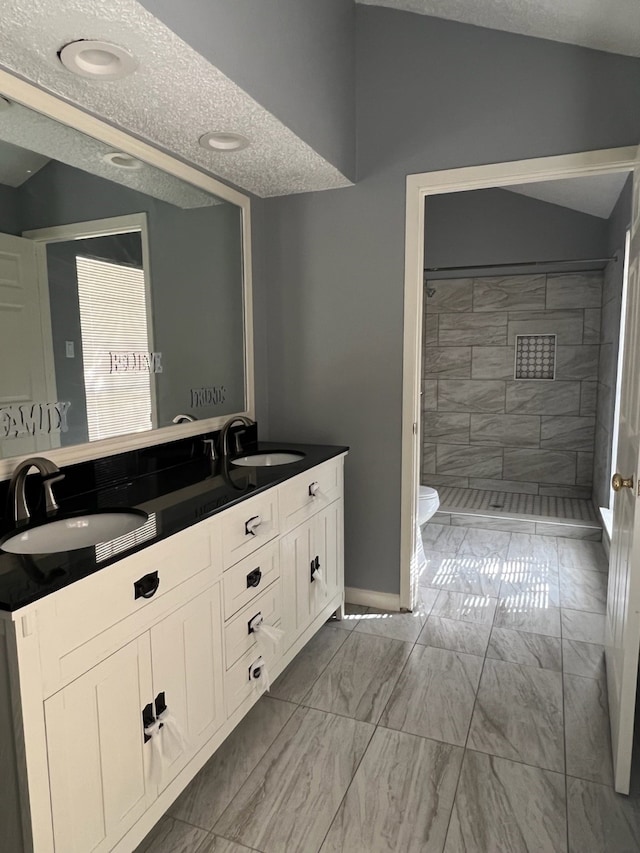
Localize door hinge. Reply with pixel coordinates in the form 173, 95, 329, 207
412, 422, 417, 435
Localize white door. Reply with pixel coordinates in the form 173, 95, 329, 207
0, 231, 57, 456
606, 154, 640, 794
45, 636, 154, 852
280, 519, 315, 651
312, 500, 343, 614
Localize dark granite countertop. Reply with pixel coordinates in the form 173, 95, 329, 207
0, 439, 348, 612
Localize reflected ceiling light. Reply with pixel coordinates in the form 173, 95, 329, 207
58, 40, 138, 80
102, 151, 143, 170
198, 131, 250, 152
0, 97, 11, 111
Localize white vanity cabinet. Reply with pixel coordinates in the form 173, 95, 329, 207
0, 451, 345, 853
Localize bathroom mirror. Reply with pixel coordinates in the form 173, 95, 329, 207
0, 73, 253, 471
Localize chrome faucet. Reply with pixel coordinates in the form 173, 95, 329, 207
172, 414, 198, 424
220, 416, 255, 457
8, 457, 65, 525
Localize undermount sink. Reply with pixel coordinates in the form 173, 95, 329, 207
0, 509, 149, 555
232, 451, 305, 467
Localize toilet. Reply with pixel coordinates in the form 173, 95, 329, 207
418, 485, 440, 525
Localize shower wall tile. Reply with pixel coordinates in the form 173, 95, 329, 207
438, 313, 508, 346
426, 278, 473, 313
436, 445, 503, 479
438, 380, 505, 413
507, 310, 584, 345
506, 381, 581, 415
540, 416, 596, 451
545, 273, 603, 309
423, 412, 471, 445
471, 347, 515, 380
423, 347, 472, 378
422, 273, 603, 493
555, 346, 599, 380
470, 414, 540, 448
583, 308, 602, 345
503, 449, 576, 485
580, 382, 598, 417
473, 276, 546, 312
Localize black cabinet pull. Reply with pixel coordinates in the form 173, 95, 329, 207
155, 691, 167, 718
246, 567, 262, 588
310, 555, 321, 582
142, 702, 154, 743
248, 612, 262, 634
134, 571, 160, 600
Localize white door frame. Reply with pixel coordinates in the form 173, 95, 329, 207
400, 146, 638, 610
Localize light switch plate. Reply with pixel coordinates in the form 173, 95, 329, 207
65, 341, 75, 358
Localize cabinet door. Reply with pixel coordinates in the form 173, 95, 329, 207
312, 499, 343, 615
150, 583, 225, 790
280, 519, 315, 651
45, 636, 154, 853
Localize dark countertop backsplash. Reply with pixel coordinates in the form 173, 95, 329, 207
0, 425, 348, 612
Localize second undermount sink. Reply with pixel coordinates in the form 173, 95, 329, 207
232, 451, 305, 467
0, 509, 149, 555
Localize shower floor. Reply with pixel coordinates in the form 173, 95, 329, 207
435, 485, 602, 540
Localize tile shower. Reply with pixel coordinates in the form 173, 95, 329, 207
421, 272, 606, 535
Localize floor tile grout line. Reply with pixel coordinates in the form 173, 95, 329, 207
560, 620, 571, 853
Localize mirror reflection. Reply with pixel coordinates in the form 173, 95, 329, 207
0, 98, 247, 459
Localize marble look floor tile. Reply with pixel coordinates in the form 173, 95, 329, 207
417, 615, 491, 656
425, 555, 502, 597
494, 593, 562, 637
431, 590, 498, 625
196, 837, 256, 853
557, 539, 608, 573
457, 527, 512, 560
561, 609, 606, 644
500, 576, 561, 608
567, 777, 640, 853
562, 639, 605, 679
487, 627, 562, 671
354, 607, 426, 643
135, 817, 209, 853
170, 697, 296, 830
468, 659, 564, 772
270, 625, 348, 703
331, 603, 368, 631
506, 533, 559, 572
559, 566, 608, 613
444, 750, 567, 853
380, 645, 482, 746
421, 522, 467, 553
320, 727, 463, 853
213, 707, 373, 853
417, 584, 440, 615
303, 631, 412, 723
564, 674, 613, 786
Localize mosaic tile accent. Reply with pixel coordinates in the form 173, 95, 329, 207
514, 334, 556, 380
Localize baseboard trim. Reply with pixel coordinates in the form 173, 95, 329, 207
345, 587, 401, 611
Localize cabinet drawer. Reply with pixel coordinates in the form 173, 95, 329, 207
225, 643, 278, 718
221, 490, 279, 569
37, 517, 222, 664
222, 541, 279, 620
224, 581, 281, 669
279, 457, 343, 533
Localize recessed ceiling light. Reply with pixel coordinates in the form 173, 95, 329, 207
0, 97, 11, 111
102, 152, 143, 170
59, 40, 138, 80
198, 131, 250, 152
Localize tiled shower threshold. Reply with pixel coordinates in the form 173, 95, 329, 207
434, 485, 602, 541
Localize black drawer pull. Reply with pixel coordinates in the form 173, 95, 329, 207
134, 571, 160, 600
246, 567, 262, 588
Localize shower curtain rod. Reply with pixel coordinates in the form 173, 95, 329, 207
425, 256, 617, 273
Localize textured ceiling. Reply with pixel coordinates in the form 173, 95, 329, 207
0, 139, 49, 187
0, 100, 219, 208
0, 0, 352, 198
507, 172, 630, 219
358, 0, 640, 57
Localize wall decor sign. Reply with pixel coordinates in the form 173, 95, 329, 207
190, 385, 227, 408
0, 401, 71, 438
109, 352, 163, 374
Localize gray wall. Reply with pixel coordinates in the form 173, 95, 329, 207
263, 7, 640, 595
422, 272, 602, 498
593, 175, 633, 509
18, 160, 246, 429
425, 188, 609, 275
0, 183, 19, 234
139, 0, 356, 180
